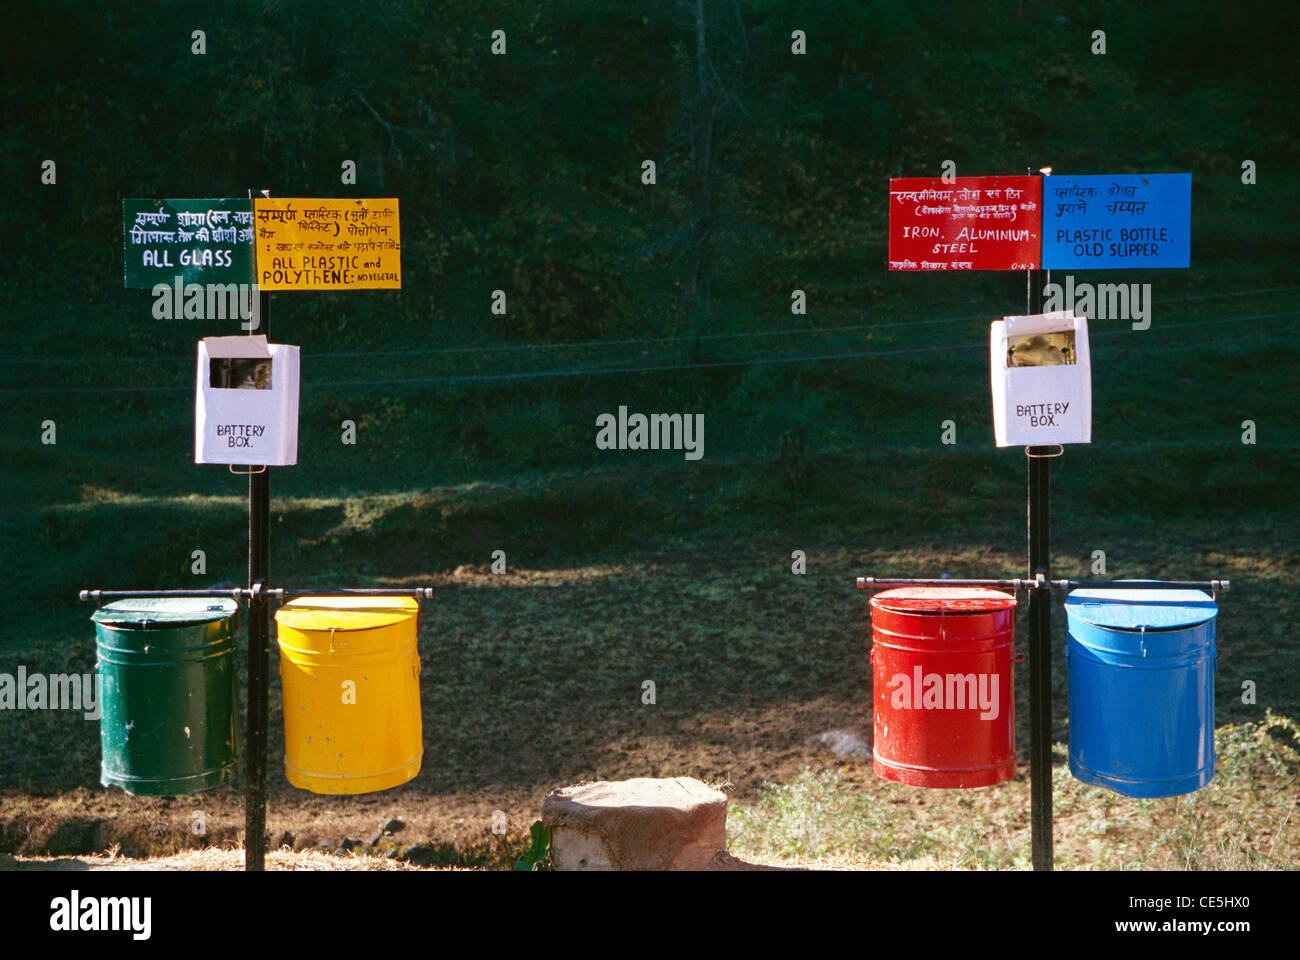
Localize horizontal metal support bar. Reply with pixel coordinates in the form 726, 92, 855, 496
857, 577, 1031, 590
269, 588, 435, 599
856, 577, 1230, 594
1050, 578, 1230, 592
80, 586, 436, 602
80, 588, 250, 601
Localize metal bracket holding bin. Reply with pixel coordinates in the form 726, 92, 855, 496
854, 572, 1231, 869
79, 581, 434, 865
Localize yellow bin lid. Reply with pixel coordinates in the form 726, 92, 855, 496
275, 595, 418, 632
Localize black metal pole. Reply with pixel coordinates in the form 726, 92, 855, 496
1027, 447, 1052, 871
246, 282, 271, 873
1025, 174, 1053, 869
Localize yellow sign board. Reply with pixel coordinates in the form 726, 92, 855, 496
253, 198, 401, 291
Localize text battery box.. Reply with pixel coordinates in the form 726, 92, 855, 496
990, 311, 1091, 448
195, 335, 300, 465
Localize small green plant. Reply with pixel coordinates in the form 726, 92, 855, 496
513, 821, 552, 871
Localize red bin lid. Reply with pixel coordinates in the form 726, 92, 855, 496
869, 586, 1017, 614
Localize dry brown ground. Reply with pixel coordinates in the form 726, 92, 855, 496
3, 534, 1296, 870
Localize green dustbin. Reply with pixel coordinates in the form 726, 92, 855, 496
92, 598, 241, 796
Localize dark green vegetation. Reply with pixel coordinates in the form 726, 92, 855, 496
1, 1, 1297, 866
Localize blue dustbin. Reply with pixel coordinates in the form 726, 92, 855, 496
1065, 584, 1218, 798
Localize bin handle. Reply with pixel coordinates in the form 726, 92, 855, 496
1011, 649, 1025, 664
1025, 445, 1064, 460
228, 464, 267, 475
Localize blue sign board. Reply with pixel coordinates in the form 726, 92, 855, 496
1041, 173, 1190, 269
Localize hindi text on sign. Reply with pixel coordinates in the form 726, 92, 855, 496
253, 198, 402, 291
888, 176, 1043, 271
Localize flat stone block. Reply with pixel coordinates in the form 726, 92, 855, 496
542, 777, 728, 871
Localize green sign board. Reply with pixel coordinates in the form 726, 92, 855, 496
122, 198, 255, 289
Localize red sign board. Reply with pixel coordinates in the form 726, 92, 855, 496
888, 176, 1042, 271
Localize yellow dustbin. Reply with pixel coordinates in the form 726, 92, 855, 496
274, 596, 423, 794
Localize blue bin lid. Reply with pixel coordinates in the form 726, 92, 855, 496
1065, 583, 1217, 631
92, 597, 239, 627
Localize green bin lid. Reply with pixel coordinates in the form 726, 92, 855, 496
91, 597, 239, 628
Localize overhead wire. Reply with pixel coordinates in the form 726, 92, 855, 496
1, 282, 1297, 366
1, 301, 1296, 394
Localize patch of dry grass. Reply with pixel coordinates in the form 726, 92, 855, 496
1, 845, 456, 871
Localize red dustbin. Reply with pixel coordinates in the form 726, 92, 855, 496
869, 587, 1019, 788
